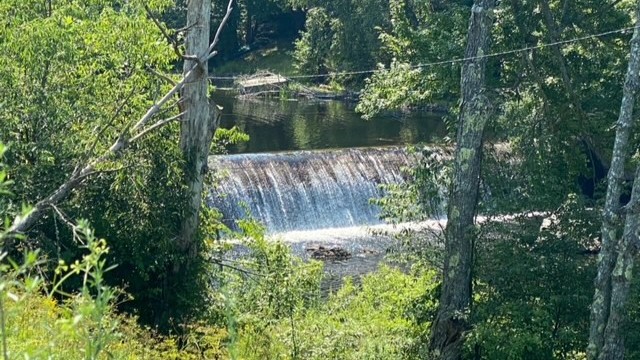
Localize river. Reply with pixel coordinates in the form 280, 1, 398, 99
216, 93, 445, 153
212, 93, 446, 280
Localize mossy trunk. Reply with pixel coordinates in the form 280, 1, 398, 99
599, 164, 640, 360
587, 2, 640, 359
428, 1, 495, 359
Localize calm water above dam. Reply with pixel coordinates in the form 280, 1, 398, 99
216, 94, 446, 153
212, 95, 446, 233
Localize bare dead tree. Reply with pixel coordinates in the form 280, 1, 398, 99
6, 1, 235, 244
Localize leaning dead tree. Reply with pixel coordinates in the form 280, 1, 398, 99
587, 1, 640, 359
429, 1, 495, 359
7, 1, 235, 246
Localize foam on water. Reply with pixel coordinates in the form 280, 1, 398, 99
208, 146, 416, 233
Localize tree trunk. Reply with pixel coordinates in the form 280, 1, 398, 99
600, 165, 640, 360
244, 5, 254, 45
540, 0, 582, 115
6, 1, 234, 247
179, 0, 217, 260
429, 1, 495, 359
587, 2, 640, 358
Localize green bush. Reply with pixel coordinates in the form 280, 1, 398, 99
294, 7, 334, 77
0, 224, 223, 359
233, 265, 438, 360
0, 141, 227, 359
468, 196, 600, 359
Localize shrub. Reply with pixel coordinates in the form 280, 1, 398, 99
234, 265, 439, 360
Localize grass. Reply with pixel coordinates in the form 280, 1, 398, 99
0, 221, 228, 360
3, 290, 229, 359
1, 263, 434, 360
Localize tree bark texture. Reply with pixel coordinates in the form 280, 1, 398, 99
429, 1, 495, 359
588, 2, 640, 359
600, 165, 640, 360
179, 0, 217, 259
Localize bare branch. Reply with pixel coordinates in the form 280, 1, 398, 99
207, 0, 234, 60
156, 96, 184, 118
7, 167, 89, 237
143, 3, 183, 58
131, 83, 182, 131
50, 204, 86, 245
182, 54, 200, 62
134, 0, 234, 130
5, 0, 236, 240
146, 66, 177, 86
129, 112, 185, 143
175, 22, 198, 34
86, 86, 139, 160
75, 165, 129, 182
211, 257, 263, 277
51, 204, 76, 230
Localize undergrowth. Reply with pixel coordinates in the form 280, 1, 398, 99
0, 142, 438, 359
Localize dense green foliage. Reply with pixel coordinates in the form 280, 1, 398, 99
0, 152, 437, 358
0, 0, 175, 191
364, 2, 640, 354
470, 198, 600, 359
0, 0, 213, 328
357, 0, 469, 117
0, 147, 213, 359
205, 0, 392, 85
291, 0, 390, 85
164, 0, 304, 67
363, 0, 637, 210
3, 0, 640, 358
233, 266, 438, 360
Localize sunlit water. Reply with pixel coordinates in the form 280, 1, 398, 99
208, 146, 418, 232
212, 94, 446, 280
225, 220, 445, 290
216, 93, 445, 153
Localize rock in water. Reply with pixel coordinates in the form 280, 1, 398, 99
306, 245, 352, 261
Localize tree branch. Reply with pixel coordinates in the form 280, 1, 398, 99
145, 66, 177, 86
207, 0, 234, 60
143, 3, 183, 59
5, 2, 235, 240
133, 0, 233, 131
129, 112, 185, 143
86, 86, 139, 161
210, 257, 263, 278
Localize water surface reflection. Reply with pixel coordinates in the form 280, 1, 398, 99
216, 93, 445, 153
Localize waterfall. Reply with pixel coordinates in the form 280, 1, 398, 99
208, 147, 414, 233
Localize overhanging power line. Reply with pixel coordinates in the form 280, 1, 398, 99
210, 25, 637, 81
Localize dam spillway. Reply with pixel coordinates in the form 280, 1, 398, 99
208, 146, 415, 233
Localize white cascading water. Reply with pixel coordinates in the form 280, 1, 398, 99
208, 146, 415, 233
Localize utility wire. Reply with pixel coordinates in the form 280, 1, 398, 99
210, 25, 637, 81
